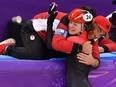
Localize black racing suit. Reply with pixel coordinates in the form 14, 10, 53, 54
6, 20, 66, 60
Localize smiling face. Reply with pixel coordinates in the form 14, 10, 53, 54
68, 21, 84, 35
87, 23, 106, 40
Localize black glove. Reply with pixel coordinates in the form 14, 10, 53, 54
47, 2, 58, 25
46, 2, 58, 49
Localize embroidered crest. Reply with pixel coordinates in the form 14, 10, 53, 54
30, 35, 35, 40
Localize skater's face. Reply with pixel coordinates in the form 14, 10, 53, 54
87, 23, 106, 40
68, 21, 84, 35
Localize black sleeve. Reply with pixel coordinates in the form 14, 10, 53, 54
46, 24, 53, 50
101, 46, 108, 52
71, 43, 83, 55
98, 36, 104, 44
59, 15, 69, 27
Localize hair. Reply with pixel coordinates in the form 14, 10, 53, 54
80, 6, 97, 34
80, 6, 97, 18
86, 23, 97, 36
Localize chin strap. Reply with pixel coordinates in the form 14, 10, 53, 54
78, 23, 85, 35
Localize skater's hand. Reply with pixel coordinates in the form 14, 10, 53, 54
82, 41, 92, 54
98, 46, 104, 53
47, 2, 58, 25
77, 53, 99, 68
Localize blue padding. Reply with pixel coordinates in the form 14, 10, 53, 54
100, 52, 116, 57
0, 55, 18, 60
50, 58, 66, 61
110, 52, 116, 55
50, 52, 116, 62
0, 52, 116, 61
100, 52, 116, 61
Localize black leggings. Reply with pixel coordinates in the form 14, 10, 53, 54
6, 20, 66, 60
66, 54, 92, 87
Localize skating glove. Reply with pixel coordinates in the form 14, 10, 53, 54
47, 2, 58, 25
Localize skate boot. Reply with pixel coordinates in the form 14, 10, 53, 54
0, 38, 16, 54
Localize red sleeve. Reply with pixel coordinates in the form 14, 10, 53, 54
67, 36, 84, 44
32, 12, 48, 19
52, 35, 74, 53
92, 41, 100, 59
67, 31, 87, 44
67, 33, 100, 59
99, 38, 116, 52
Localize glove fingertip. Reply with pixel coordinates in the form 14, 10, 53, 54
55, 3, 58, 7
51, 2, 58, 7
